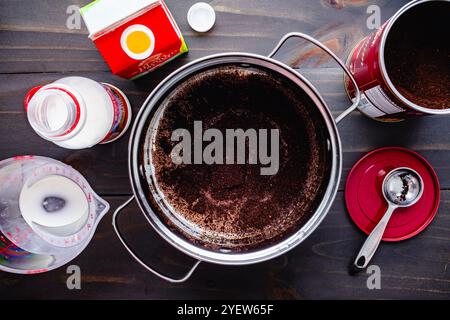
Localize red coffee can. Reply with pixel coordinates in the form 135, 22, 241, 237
345, 0, 450, 122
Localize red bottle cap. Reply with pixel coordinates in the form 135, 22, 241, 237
345, 147, 440, 242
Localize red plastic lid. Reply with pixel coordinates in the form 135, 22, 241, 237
345, 147, 440, 242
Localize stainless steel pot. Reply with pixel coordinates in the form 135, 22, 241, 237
112, 33, 361, 283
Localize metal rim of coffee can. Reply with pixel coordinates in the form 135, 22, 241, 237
345, 0, 450, 121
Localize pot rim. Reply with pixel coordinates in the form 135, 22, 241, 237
379, 0, 450, 115
128, 52, 342, 265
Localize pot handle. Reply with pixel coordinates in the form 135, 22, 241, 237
112, 196, 201, 283
268, 32, 361, 124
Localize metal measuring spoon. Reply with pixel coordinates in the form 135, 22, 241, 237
353, 167, 424, 271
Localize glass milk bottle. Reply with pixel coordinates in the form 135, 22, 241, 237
24, 77, 132, 149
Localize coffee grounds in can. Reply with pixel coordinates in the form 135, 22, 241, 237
385, 1, 450, 110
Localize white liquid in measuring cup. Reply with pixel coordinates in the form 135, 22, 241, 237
25, 77, 132, 149
19, 175, 89, 237
0, 156, 110, 274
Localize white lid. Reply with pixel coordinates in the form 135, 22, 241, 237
187, 2, 216, 33
80, 0, 160, 37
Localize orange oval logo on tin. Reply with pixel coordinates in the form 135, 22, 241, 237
121, 25, 155, 60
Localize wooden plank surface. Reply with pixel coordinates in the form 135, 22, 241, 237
0, 0, 449, 299
1, 192, 450, 300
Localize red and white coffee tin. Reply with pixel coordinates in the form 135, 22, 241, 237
345, 0, 450, 122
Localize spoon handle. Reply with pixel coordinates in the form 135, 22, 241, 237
353, 205, 397, 270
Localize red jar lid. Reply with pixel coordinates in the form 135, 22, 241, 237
345, 147, 440, 242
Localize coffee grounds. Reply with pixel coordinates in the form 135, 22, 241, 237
144, 64, 331, 251
385, 1, 449, 110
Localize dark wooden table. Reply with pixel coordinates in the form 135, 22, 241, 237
0, 0, 449, 300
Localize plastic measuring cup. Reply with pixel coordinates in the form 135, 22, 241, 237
0, 156, 109, 274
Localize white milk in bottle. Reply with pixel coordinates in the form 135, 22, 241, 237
24, 77, 132, 149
